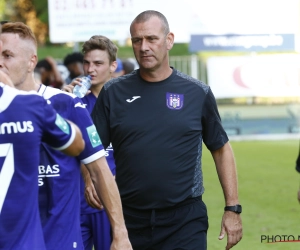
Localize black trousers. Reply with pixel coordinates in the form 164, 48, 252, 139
123, 197, 208, 250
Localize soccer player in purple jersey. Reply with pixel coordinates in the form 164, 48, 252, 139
0, 22, 132, 250
63, 35, 119, 250
0, 80, 85, 250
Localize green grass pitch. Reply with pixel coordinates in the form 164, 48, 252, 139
202, 139, 300, 250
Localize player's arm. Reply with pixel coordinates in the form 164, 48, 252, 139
211, 142, 242, 250
295, 144, 300, 202
42, 99, 85, 157
60, 120, 85, 156
85, 157, 132, 250
81, 164, 103, 209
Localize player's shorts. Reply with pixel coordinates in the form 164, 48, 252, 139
123, 196, 208, 250
81, 211, 111, 250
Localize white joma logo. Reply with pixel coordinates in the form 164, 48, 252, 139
74, 102, 87, 108
126, 96, 141, 103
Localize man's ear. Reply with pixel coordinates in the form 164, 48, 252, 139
28, 54, 37, 73
166, 32, 174, 51
110, 60, 117, 74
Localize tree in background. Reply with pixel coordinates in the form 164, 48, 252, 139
1, 0, 49, 44
0, 0, 10, 21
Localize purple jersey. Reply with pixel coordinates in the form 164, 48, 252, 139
37, 85, 105, 250
80, 93, 115, 214
0, 83, 76, 250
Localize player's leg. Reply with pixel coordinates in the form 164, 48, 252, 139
91, 211, 112, 250
81, 214, 93, 250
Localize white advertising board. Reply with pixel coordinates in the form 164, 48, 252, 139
48, 0, 299, 43
207, 54, 300, 98
48, 0, 192, 43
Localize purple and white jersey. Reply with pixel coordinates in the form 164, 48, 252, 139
0, 83, 76, 250
80, 93, 116, 214
37, 85, 105, 250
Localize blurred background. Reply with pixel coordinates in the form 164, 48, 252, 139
1, 0, 300, 140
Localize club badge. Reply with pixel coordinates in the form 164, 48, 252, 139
166, 92, 184, 110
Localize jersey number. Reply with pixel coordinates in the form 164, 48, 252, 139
0, 143, 14, 214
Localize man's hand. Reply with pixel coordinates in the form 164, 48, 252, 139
81, 164, 103, 210
62, 78, 81, 93
84, 181, 103, 210
218, 211, 242, 250
62, 78, 91, 95
62, 83, 75, 93
0, 70, 14, 88
110, 228, 133, 250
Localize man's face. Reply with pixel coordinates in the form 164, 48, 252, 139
83, 49, 115, 87
0, 33, 33, 88
130, 16, 173, 72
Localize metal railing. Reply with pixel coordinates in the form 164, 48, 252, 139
169, 55, 207, 83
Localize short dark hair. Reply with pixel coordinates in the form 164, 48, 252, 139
122, 59, 135, 74
82, 35, 118, 63
63, 52, 84, 66
130, 10, 170, 35
36, 59, 52, 71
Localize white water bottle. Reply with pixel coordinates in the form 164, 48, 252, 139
73, 75, 92, 98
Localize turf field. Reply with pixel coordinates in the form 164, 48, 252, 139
202, 139, 300, 250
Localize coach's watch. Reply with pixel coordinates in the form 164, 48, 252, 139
224, 204, 242, 214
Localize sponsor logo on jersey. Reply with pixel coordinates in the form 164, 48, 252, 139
55, 114, 70, 134
166, 92, 184, 110
86, 124, 102, 148
126, 96, 141, 103
38, 164, 60, 186
0, 121, 34, 134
